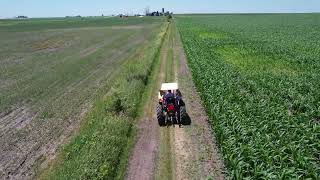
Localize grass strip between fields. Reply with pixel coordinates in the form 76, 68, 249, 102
155, 22, 176, 180
40, 21, 169, 180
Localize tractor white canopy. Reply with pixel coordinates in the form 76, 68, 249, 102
160, 83, 179, 91
159, 83, 179, 101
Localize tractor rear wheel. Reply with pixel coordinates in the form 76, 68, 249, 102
157, 104, 165, 126
179, 106, 187, 125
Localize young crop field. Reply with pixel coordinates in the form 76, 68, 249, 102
0, 16, 165, 179
177, 14, 320, 179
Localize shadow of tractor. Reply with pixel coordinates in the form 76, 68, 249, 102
171, 113, 191, 126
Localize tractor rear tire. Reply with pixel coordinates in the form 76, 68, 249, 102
157, 104, 165, 126
180, 106, 187, 125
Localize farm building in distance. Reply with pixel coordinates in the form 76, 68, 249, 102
146, 8, 172, 16
16, 16, 28, 19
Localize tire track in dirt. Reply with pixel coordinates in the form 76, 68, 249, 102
172, 22, 226, 179
171, 24, 195, 180
125, 24, 169, 180
126, 21, 225, 180
154, 24, 175, 180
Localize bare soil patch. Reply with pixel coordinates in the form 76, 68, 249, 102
0, 105, 35, 135
0, 102, 89, 180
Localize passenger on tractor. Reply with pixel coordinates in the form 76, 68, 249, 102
166, 93, 175, 117
159, 90, 165, 105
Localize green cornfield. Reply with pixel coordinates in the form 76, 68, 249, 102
177, 14, 320, 179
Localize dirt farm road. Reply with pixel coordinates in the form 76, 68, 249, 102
125, 21, 225, 180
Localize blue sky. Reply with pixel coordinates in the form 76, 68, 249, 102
1, 0, 320, 18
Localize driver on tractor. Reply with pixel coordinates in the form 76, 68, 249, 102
164, 90, 174, 105
164, 90, 176, 111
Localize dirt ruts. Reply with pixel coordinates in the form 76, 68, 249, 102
125, 22, 225, 179
125, 24, 169, 180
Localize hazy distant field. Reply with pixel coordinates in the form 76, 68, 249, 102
0, 17, 164, 178
177, 14, 320, 179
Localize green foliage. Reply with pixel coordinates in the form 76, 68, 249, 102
177, 14, 320, 179
165, 24, 174, 82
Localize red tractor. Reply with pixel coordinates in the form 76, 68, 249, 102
157, 83, 187, 127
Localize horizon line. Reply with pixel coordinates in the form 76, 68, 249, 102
1, 11, 319, 19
